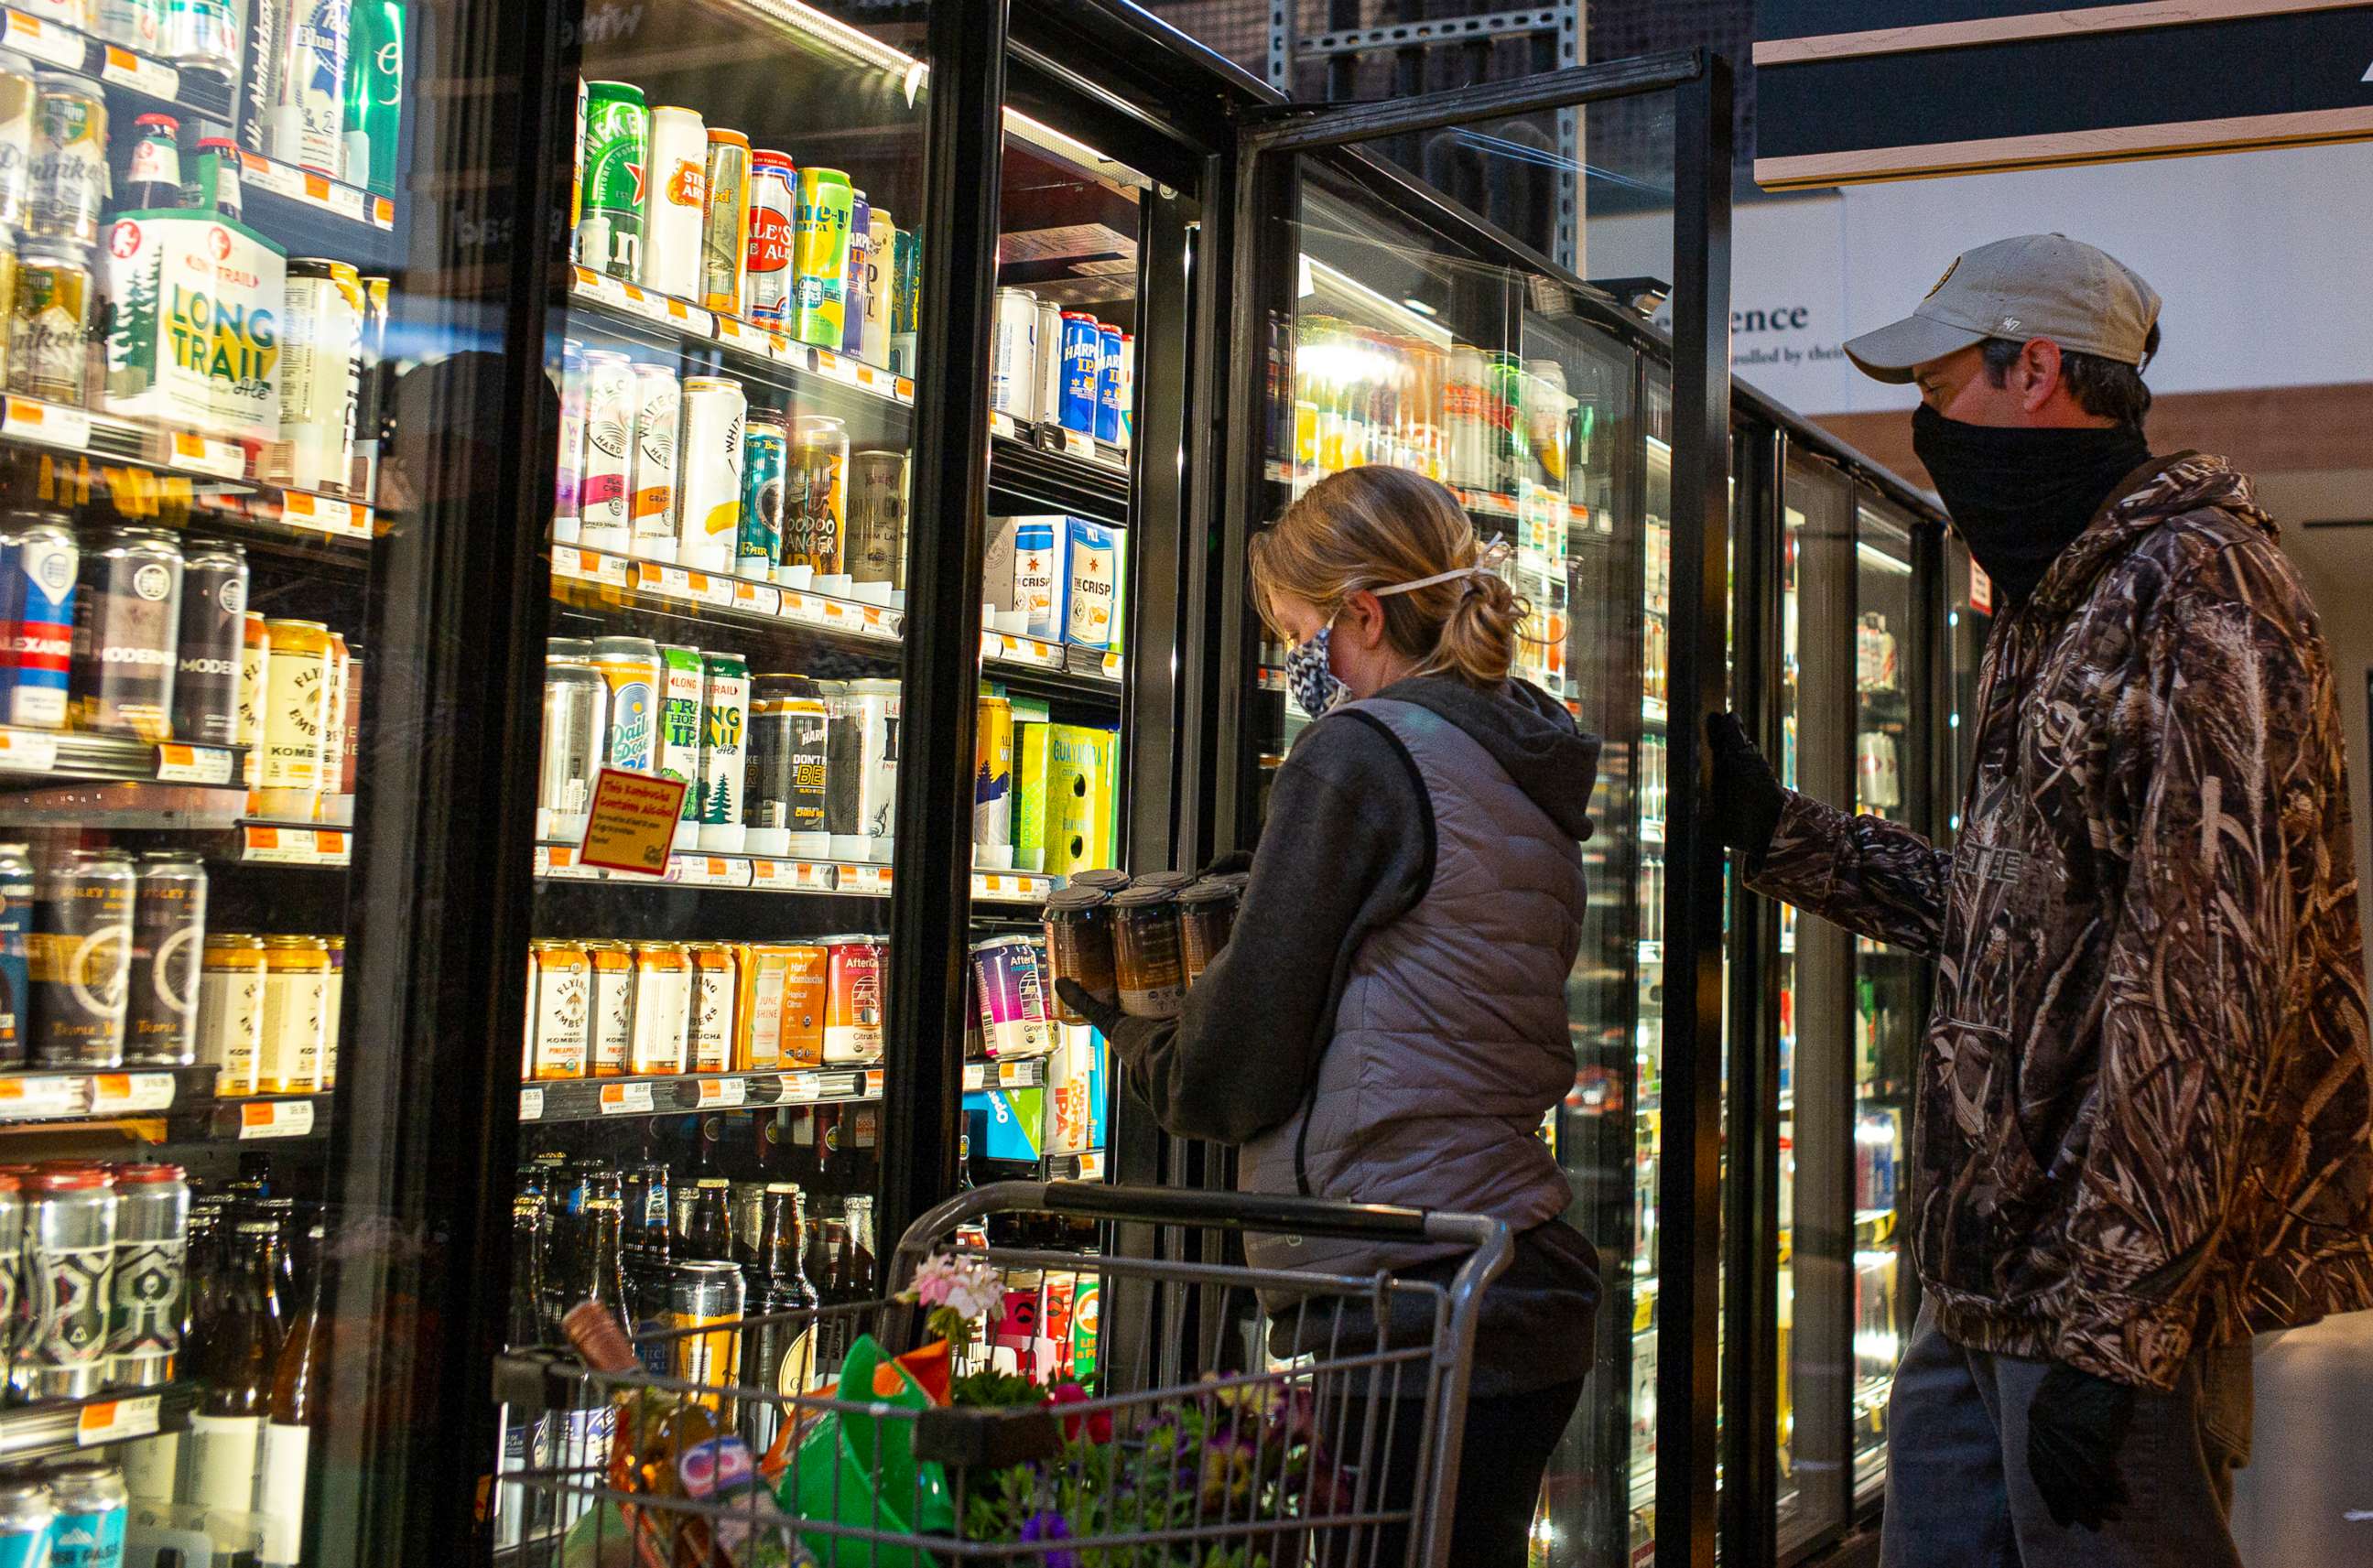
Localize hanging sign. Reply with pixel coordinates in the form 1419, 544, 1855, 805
577, 767, 692, 876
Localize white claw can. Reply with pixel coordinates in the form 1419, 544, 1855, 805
628, 362, 681, 561
640, 105, 708, 302
991, 287, 1037, 420
674, 376, 746, 575
576, 350, 636, 553
554, 340, 586, 543
1034, 300, 1063, 427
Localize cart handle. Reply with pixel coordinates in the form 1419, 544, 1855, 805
898, 1179, 1511, 1260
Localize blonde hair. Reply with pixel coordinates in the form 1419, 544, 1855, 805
1248, 465, 1528, 688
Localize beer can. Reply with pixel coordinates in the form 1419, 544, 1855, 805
975, 690, 1013, 858
2, 514, 74, 730
861, 207, 894, 368
257, 934, 328, 1092
656, 643, 704, 849
259, 618, 331, 795
0, 843, 29, 1067
729, 943, 786, 1070
629, 942, 690, 1074
320, 632, 350, 806
321, 933, 343, 1087
783, 416, 847, 577
578, 81, 648, 280
576, 349, 636, 553
591, 635, 662, 773
239, 611, 267, 786
838, 189, 871, 358
539, 641, 605, 838
105, 1162, 188, 1389
530, 940, 590, 1080
789, 166, 853, 350
198, 933, 265, 1095
10, 237, 91, 404
742, 149, 796, 327
825, 678, 899, 862
355, 275, 391, 498
44, 1461, 126, 1567
700, 129, 751, 315
686, 944, 737, 1073
125, 851, 205, 1067
168, 0, 239, 81
69, 525, 182, 741
821, 935, 883, 1063
586, 939, 634, 1076
0, 53, 36, 233
889, 226, 920, 378
1097, 324, 1124, 444
554, 338, 585, 541
744, 674, 828, 858
98, 0, 168, 56
171, 537, 246, 747
265, 0, 349, 175
1034, 299, 1063, 427
28, 73, 103, 245
1059, 313, 1100, 434
664, 1258, 744, 1409
698, 651, 749, 852
278, 258, 365, 495
22, 1165, 118, 1399
737, 414, 786, 580
971, 934, 1054, 1059
777, 942, 828, 1066
32, 849, 133, 1070
846, 449, 905, 592
626, 362, 680, 561
674, 376, 745, 575
991, 287, 1037, 419
0, 1455, 42, 1560
1118, 331, 1136, 449
641, 104, 708, 302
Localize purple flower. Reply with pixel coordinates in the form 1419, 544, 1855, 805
1017, 1509, 1078, 1568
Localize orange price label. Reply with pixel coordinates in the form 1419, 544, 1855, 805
577, 768, 691, 876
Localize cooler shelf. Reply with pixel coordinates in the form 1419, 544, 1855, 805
988, 423, 1131, 526
531, 841, 1062, 904
0, 1382, 200, 1467
0, 1065, 212, 1127
519, 1065, 883, 1125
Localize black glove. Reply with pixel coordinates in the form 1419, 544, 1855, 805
2026, 1362, 2136, 1530
1705, 712, 1786, 866
1054, 979, 1132, 1042
1197, 849, 1254, 881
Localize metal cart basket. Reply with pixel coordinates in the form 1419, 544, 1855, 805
492, 1180, 1513, 1568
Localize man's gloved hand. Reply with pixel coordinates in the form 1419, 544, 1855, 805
1197, 849, 1254, 881
1705, 712, 1786, 867
2026, 1362, 2136, 1530
1055, 979, 1133, 1044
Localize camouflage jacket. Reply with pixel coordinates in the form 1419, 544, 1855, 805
1751, 452, 2373, 1390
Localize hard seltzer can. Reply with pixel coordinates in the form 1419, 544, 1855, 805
126, 851, 206, 1066
23, 1167, 119, 1400
577, 349, 635, 553
105, 1162, 188, 1388
555, 338, 586, 542
674, 377, 745, 575
32, 849, 134, 1070
629, 362, 681, 560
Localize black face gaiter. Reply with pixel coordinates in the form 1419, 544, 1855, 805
1911, 403, 2151, 610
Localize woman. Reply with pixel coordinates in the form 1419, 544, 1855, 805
1056, 463, 1602, 1566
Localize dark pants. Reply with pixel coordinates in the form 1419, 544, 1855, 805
1334, 1376, 1586, 1568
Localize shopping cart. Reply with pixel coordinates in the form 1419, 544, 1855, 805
491, 1179, 1513, 1568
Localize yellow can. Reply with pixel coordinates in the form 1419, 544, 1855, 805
258, 935, 330, 1093
260, 618, 331, 795
196, 934, 265, 1096
584, 939, 634, 1077
685, 942, 738, 1074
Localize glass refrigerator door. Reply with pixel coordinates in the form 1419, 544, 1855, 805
1945, 537, 1994, 842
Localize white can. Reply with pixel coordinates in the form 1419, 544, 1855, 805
628, 364, 680, 561
1034, 300, 1063, 427
554, 339, 585, 543
640, 104, 708, 302
576, 351, 635, 552
1118, 331, 1135, 449
630, 945, 691, 1075
991, 287, 1037, 419
861, 207, 894, 369
1446, 342, 1489, 491
276, 258, 363, 495
674, 377, 746, 574
825, 677, 901, 863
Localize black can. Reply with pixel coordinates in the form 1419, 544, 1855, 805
69, 526, 183, 741
125, 851, 207, 1066
744, 675, 829, 856
31, 849, 135, 1068
170, 538, 247, 747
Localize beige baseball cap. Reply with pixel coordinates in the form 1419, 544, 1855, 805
1842, 233, 2162, 384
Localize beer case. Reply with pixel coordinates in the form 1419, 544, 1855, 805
1044, 1020, 1098, 1155
983, 515, 1058, 640
1015, 721, 1114, 877
1056, 516, 1121, 651
101, 210, 288, 442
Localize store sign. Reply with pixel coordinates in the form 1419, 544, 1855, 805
1754, 1, 2373, 189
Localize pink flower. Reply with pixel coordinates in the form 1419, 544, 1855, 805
1047, 1381, 1113, 1444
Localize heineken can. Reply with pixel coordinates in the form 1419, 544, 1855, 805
629, 362, 681, 561
698, 652, 749, 852
861, 207, 895, 369
578, 81, 648, 281
784, 416, 848, 578
555, 338, 585, 542
738, 413, 786, 581
701, 129, 751, 316
0, 842, 32, 1067
674, 377, 745, 575
839, 189, 871, 358
743, 149, 796, 328
126, 850, 206, 1067
790, 166, 853, 350
105, 1162, 189, 1388
641, 103, 707, 302
847, 450, 905, 593
29, 72, 104, 245
577, 349, 636, 553
22, 1166, 118, 1399
656, 644, 704, 850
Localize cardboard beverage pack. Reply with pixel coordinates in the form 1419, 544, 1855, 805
103, 210, 287, 440
1057, 515, 1120, 649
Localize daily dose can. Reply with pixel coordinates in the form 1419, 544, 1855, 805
1058, 312, 1100, 434
674, 377, 745, 575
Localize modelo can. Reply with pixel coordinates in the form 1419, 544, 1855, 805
742, 149, 796, 326
539, 639, 605, 838
1, 513, 74, 730
258, 934, 328, 1091
628, 362, 681, 560
591, 634, 662, 774
629, 941, 690, 1075
105, 1162, 188, 1389
585, 939, 634, 1077
260, 618, 331, 795
789, 165, 852, 350
28, 72, 104, 245
783, 415, 846, 577
838, 188, 870, 357
22, 1165, 118, 1399
0, 843, 29, 1066
698, 650, 748, 852
554, 338, 586, 540
576, 349, 636, 553
197, 932, 265, 1096
11, 237, 92, 405
889, 226, 920, 377
825, 678, 899, 862
33, 849, 133, 1070
277, 257, 365, 496
745, 674, 829, 859
846, 450, 905, 593
1097, 324, 1124, 443
861, 206, 894, 368
674, 376, 745, 575
1034, 299, 1063, 426
171, 536, 247, 746
1059, 312, 1101, 434
737, 413, 786, 580
70, 525, 182, 741
656, 643, 703, 849
820, 935, 883, 1064
641, 104, 708, 301
991, 287, 1036, 419
125, 850, 205, 1066
700, 128, 750, 315
44, 1461, 126, 1568
577, 81, 648, 280
971, 934, 1054, 1059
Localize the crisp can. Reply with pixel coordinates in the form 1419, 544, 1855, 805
742, 149, 796, 326
28, 72, 104, 244
738, 413, 786, 580
640, 104, 707, 301
591, 634, 661, 773
125, 851, 206, 1066
656, 643, 704, 847
674, 376, 745, 575
698, 651, 749, 852
790, 166, 853, 349
32, 849, 134, 1069
784, 416, 847, 576
576, 348, 636, 553
578, 81, 647, 279
821, 935, 883, 1063
839, 188, 871, 357
700, 129, 750, 315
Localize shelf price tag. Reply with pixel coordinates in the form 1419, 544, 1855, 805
962, 1064, 985, 1092
999, 1060, 1030, 1088
239, 1098, 315, 1139
750, 859, 833, 892
168, 428, 245, 478
519, 1087, 545, 1121
696, 1077, 747, 1108
1100, 652, 1122, 682
0, 729, 58, 773
864, 1069, 885, 1099
1078, 1151, 1106, 1180
92, 1074, 176, 1114
779, 1072, 821, 1104
371, 195, 394, 228
667, 855, 751, 889
1059, 428, 1095, 460
0, 1076, 76, 1119
841, 863, 891, 896
4, 395, 89, 450
284, 491, 363, 538
77, 1395, 161, 1448
156, 744, 234, 785
730, 579, 780, 616
99, 44, 178, 100
599, 1081, 655, 1116
577, 768, 691, 877
1, 12, 85, 69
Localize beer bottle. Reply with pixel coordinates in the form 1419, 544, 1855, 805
577, 1197, 633, 1338
738, 1184, 819, 1414
620, 1159, 670, 1268
561, 1303, 719, 1560
844, 1195, 877, 1295
188, 1215, 285, 1515
684, 1177, 734, 1263
124, 114, 185, 212
830, 1217, 861, 1305
509, 1163, 551, 1346
257, 1221, 328, 1567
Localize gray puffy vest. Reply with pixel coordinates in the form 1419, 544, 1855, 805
1241, 696, 1586, 1282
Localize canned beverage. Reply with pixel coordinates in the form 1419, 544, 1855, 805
1487, 351, 1530, 494
630, 942, 690, 1074
266, 0, 349, 175
1177, 879, 1240, 983
355, 274, 391, 496
628, 362, 680, 560
69, 525, 183, 741
554, 338, 585, 540
889, 226, 920, 377
0, 53, 37, 234
171, 537, 247, 746
321, 933, 343, 1086
198, 932, 265, 1095
1118, 331, 1136, 449
1042, 885, 1117, 1023
674, 376, 746, 574
530, 940, 590, 1080
844, 449, 905, 594
105, 1162, 188, 1388
838, 189, 870, 358
32, 849, 134, 1069
861, 207, 894, 368
10, 237, 92, 404
0, 1455, 46, 1559
578, 81, 648, 279
737, 413, 786, 580
2, 514, 74, 729
664, 1258, 745, 1409
971, 934, 1053, 1058
639, 104, 708, 302
728, 943, 785, 1070
259, 618, 331, 794
701, 129, 751, 315
591, 635, 662, 773
44, 1461, 126, 1568
744, 674, 828, 858
258, 934, 329, 1092
0, 844, 29, 1066
656, 643, 704, 848
1059, 312, 1101, 434
168, 0, 239, 80
1034, 299, 1062, 426
539, 641, 605, 838
783, 416, 847, 577
278, 257, 364, 495
239, 611, 268, 786
22, 1166, 118, 1399
321, 629, 350, 804
790, 166, 853, 350
29, 73, 104, 244
687, 944, 737, 1073
974, 688, 1013, 861
821, 936, 883, 1063
1096, 324, 1123, 444
586, 939, 634, 1076
575, 348, 636, 552
519, 945, 535, 1081
778, 942, 828, 1065
698, 651, 749, 852
825, 678, 899, 862
742, 149, 796, 326
125, 851, 206, 1066
991, 287, 1037, 419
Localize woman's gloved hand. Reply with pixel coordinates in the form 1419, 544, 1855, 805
1054, 979, 1132, 1044
1706, 713, 1786, 868
2026, 1362, 2136, 1530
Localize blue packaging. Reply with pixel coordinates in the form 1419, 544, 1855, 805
48, 1498, 125, 1568
1058, 313, 1100, 434
840, 189, 872, 356
3, 520, 74, 730
1056, 516, 1121, 650
0, 848, 29, 1066
1095, 324, 1122, 443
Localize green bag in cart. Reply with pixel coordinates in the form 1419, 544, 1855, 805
781, 1334, 953, 1567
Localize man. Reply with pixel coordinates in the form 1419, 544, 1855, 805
1709, 233, 2373, 1566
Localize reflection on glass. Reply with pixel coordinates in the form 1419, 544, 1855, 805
1946, 539, 1994, 842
